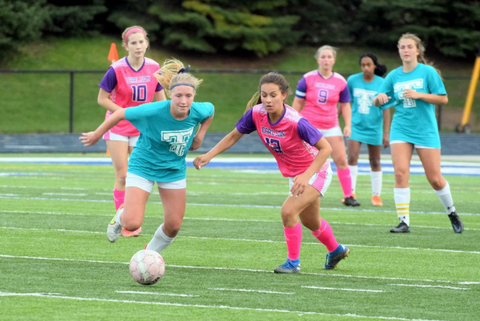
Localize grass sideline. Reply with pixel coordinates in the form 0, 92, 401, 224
0, 36, 478, 133
0, 157, 479, 320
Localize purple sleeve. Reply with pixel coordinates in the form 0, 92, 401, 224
297, 118, 323, 146
98, 67, 117, 93
295, 77, 307, 98
235, 109, 257, 134
156, 83, 163, 91
339, 83, 351, 103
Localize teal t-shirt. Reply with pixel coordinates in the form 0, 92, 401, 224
377, 63, 446, 148
347, 73, 392, 145
125, 100, 214, 182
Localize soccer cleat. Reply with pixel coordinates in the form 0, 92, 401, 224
371, 195, 383, 206
324, 245, 349, 270
274, 259, 300, 274
344, 196, 360, 207
390, 221, 410, 233
106, 208, 123, 243
341, 193, 356, 203
448, 212, 464, 233
122, 227, 142, 237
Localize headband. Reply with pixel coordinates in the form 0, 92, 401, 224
124, 27, 146, 43
170, 82, 196, 90
178, 65, 191, 74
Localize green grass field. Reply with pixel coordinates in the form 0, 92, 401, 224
0, 155, 479, 320
0, 36, 479, 133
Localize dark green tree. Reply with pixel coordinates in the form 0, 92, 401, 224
148, 0, 302, 57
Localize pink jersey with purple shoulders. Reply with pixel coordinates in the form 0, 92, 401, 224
236, 104, 329, 177
295, 71, 350, 129
99, 57, 162, 136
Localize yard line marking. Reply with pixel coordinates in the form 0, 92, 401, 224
0, 291, 445, 321
115, 290, 199, 297
302, 286, 385, 293
390, 284, 469, 290
1, 195, 480, 217
209, 288, 294, 295
42, 193, 87, 196
1, 226, 480, 254
0, 254, 478, 286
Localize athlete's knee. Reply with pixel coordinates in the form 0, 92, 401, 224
426, 175, 445, 190
347, 153, 358, 165
369, 156, 381, 170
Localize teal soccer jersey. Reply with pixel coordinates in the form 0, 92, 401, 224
125, 101, 214, 182
377, 63, 446, 148
347, 73, 392, 145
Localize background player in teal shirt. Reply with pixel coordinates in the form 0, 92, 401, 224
373, 33, 463, 234
347, 53, 391, 207
81, 59, 215, 253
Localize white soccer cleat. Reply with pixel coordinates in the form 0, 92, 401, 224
107, 208, 123, 243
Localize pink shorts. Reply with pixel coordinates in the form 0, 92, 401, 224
288, 163, 333, 197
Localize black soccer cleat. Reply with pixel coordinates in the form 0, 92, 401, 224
390, 221, 410, 233
344, 196, 360, 207
448, 212, 464, 233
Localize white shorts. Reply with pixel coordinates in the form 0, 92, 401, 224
288, 165, 333, 197
390, 140, 437, 149
318, 127, 343, 137
125, 172, 187, 193
103, 130, 139, 147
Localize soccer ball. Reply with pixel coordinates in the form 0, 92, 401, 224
129, 249, 165, 285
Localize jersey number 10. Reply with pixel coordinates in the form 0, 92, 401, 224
131, 85, 148, 102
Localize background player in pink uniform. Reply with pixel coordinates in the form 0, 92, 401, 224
98, 26, 166, 237
194, 73, 350, 273
292, 45, 360, 207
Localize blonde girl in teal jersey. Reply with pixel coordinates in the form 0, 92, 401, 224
373, 33, 463, 234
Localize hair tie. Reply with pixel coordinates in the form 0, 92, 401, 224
178, 65, 191, 74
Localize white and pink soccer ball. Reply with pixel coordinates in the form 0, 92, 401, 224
129, 249, 165, 285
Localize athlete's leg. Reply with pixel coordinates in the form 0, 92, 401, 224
368, 144, 383, 205
326, 136, 356, 203
347, 139, 361, 196
106, 140, 129, 209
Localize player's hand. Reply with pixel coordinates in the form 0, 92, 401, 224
382, 134, 389, 149
375, 93, 390, 106
79, 132, 99, 147
290, 174, 309, 197
402, 88, 420, 100
193, 154, 212, 170
343, 125, 351, 138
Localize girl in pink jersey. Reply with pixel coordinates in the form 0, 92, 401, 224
98, 26, 166, 237
194, 73, 350, 272
292, 45, 360, 207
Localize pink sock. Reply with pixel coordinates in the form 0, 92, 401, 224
284, 222, 302, 260
113, 188, 125, 211
311, 219, 339, 252
337, 167, 352, 198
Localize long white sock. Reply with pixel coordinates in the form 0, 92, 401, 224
394, 187, 410, 225
434, 181, 456, 214
146, 224, 175, 253
371, 171, 382, 196
114, 208, 123, 226
349, 165, 358, 195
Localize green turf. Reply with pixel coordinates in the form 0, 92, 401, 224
0, 158, 479, 320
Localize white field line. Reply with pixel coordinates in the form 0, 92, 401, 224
0, 291, 445, 321
390, 284, 469, 290
1, 196, 480, 217
42, 193, 87, 196
302, 286, 385, 293
209, 288, 294, 295
115, 290, 199, 297
1, 225, 480, 255
0, 254, 478, 286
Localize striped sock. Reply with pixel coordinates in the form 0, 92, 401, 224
394, 187, 410, 225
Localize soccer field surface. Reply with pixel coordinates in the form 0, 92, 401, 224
0, 156, 479, 320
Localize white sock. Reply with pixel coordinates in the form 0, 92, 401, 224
349, 165, 358, 195
115, 208, 124, 227
146, 224, 175, 253
434, 181, 456, 214
371, 171, 382, 196
394, 187, 410, 225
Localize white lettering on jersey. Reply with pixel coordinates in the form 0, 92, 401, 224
353, 88, 376, 114
394, 79, 424, 108
161, 127, 194, 156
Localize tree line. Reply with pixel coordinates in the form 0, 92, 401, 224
1, 0, 479, 62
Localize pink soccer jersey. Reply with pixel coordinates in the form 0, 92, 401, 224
99, 57, 162, 136
236, 104, 329, 178
295, 71, 350, 129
